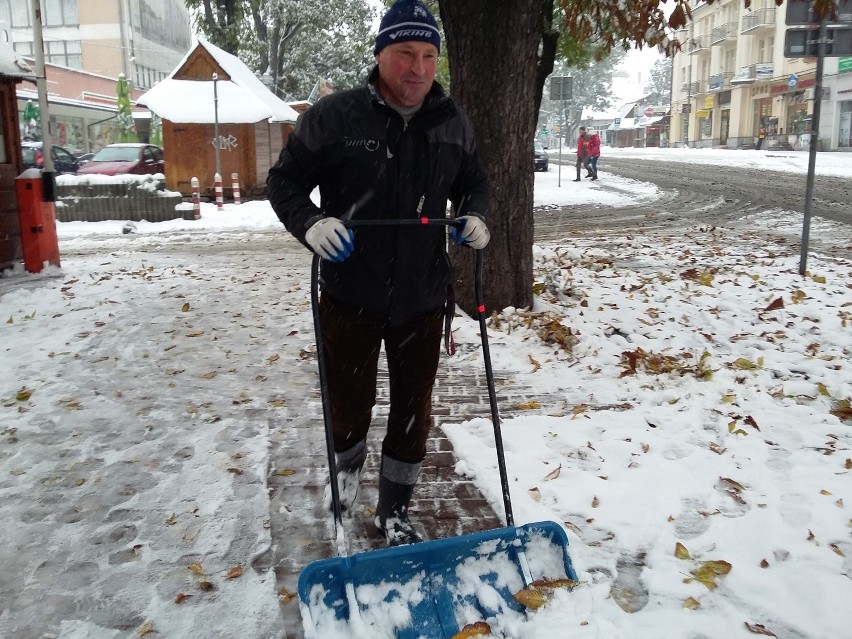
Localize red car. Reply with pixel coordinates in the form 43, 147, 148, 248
77, 143, 164, 176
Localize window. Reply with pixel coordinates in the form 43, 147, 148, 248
0, 0, 31, 27
45, 40, 82, 69
14, 41, 34, 57
43, 0, 78, 26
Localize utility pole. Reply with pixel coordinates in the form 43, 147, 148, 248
30, 0, 54, 201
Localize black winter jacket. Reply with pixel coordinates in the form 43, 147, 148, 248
267, 68, 489, 324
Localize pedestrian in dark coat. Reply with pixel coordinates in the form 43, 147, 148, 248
574, 126, 592, 181
267, 0, 490, 547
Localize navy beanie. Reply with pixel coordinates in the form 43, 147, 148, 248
374, 0, 441, 55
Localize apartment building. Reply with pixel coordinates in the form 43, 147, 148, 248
0, 0, 191, 92
670, 0, 852, 151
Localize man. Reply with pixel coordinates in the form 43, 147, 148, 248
574, 126, 592, 181
267, 0, 490, 547
756, 125, 767, 150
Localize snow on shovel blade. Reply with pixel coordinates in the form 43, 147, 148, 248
298, 521, 577, 639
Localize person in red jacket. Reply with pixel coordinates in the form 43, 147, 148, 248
586, 131, 600, 181
574, 126, 591, 181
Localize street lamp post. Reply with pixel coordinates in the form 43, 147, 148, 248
212, 73, 222, 183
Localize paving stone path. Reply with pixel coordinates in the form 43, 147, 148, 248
264, 357, 564, 638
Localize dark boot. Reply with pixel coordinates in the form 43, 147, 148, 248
323, 440, 367, 514
375, 455, 423, 546
375, 476, 422, 546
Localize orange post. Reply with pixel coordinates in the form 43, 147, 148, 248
15, 169, 60, 273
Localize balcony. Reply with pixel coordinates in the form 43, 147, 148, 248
730, 63, 774, 85
711, 22, 738, 45
708, 72, 734, 91
741, 8, 776, 33
688, 34, 710, 54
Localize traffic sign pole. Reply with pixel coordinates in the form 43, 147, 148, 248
800, 19, 828, 275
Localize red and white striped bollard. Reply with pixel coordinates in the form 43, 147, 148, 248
191, 176, 201, 220
231, 172, 241, 205
214, 172, 224, 211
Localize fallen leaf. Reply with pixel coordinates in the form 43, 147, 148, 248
273, 469, 296, 476
278, 586, 296, 605
517, 400, 541, 410
16, 388, 33, 401
226, 566, 242, 579
451, 621, 492, 638
186, 330, 204, 337
188, 562, 204, 574
181, 302, 190, 312
720, 477, 746, 492
744, 622, 778, 636
175, 593, 189, 604
543, 465, 561, 481
591, 495, 599, 508
682, 596, 701, 609
675, 542, 691, 560
227, 467, 243, 475
528, 354, 541, 371
760, 559, 770, 568
137, 622, 154, 637
763, 297, 784, 311
829, 543, 845, 557
198, 580, 215, 591
528, 487, 541, 502
688, 560, 732, 590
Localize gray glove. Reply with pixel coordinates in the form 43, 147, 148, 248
450, 216, 490, 249
305, 217, 354, 262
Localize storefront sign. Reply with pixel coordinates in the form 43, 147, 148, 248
840, 57, 852, 73
704, 96, 715, 109
696, 109, 710, 118
756, 63, 773, 80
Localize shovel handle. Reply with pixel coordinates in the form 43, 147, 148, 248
311, 216, 514, 540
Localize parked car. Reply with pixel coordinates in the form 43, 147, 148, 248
21, 141, 81, 175
534, 140, 549, 172
77, 143, 164, 176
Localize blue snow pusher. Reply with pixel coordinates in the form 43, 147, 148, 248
298, 521, 577, 637
300, 219, 577, 637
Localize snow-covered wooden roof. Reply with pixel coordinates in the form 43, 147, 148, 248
137, 38, 298, 125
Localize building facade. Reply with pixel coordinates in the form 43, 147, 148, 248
0, 0, 191, 91
670, 0, 852, 151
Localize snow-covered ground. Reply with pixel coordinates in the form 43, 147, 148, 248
1, 148, 851, 638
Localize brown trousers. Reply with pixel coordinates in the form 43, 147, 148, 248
319, 293, 444, 464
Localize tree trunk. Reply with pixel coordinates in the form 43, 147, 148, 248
439, 0, 542, 317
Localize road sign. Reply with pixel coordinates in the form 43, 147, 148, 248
787, 0, 852, 27
784, 27, 852, 57
549, 76, 572, 101
789, 73, 798, 90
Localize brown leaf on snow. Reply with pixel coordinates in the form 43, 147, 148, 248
760, 559, 770, 568
226, 566, 242, 579
188, 562, 204, 574
137, 622, 155, 636
516, 400, 541, 410
744, 622, 778, 636
528, 354, 541, 371
181, 302, 190, 312
279, 586, 297, 605
528, 487, 542, 502
682, 596, 701, 609
198, 580, 215, 591
763, 298, 784, 312
829, 543, 846, 557
674, 542, 691, 560
227, 467, 243, 475
451, 621, 492, 638
175, 593, 189, 604
543, 465, 561, 481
